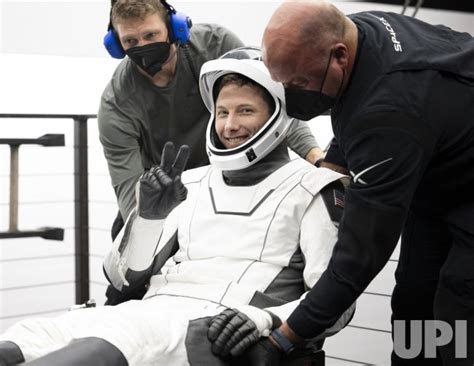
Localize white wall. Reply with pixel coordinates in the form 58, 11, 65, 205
0, 1, 472, 365
0, 1, 472, 57
0, 1, 3, 51
0, 54, 120, 332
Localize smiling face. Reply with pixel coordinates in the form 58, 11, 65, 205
215, 83, 273, 149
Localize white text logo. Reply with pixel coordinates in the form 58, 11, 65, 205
369, 14, 403, 52
393, 320, 467, 359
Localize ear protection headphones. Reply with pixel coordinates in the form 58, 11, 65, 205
103, 0, 192, 59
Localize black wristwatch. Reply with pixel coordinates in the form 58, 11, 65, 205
270, 328, 295, 354
314, 158, 325, 168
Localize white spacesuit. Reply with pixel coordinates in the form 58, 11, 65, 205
0, 47, 353, 366
107, 157, 345, 318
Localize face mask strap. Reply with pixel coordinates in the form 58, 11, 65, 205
319, 50, 346, 101
163, 43, 179, 64
318, 50, 333, 94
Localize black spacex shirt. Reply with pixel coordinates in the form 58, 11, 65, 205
288, 11, 474, 338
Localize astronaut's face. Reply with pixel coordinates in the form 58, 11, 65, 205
215, 83, 271, 149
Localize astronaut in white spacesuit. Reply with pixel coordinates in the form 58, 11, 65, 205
0, 47, 353, 366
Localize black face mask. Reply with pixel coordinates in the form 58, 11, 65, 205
284, 51, 344, 121
125, 42, 172, 77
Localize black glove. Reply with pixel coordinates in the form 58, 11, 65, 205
208, 308, 261, 357
243, 338, 283, 366
137, 142, 190, 219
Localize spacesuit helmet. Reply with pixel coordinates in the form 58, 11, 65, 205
199, 46, 294, 171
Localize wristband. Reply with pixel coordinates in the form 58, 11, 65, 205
270, 328, 295, 354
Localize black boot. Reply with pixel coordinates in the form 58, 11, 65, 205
0, 341, 25, 366
25, 337, 128, 366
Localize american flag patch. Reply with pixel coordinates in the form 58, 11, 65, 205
333, 189, 345, 208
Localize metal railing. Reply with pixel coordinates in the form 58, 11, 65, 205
0, 113, 96, 304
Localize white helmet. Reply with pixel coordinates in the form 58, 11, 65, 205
199, 46, 294, 171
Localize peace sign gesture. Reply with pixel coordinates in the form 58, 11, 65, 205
137, 142, 190, 220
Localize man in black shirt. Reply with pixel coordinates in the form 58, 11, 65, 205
261, 1, 474, 365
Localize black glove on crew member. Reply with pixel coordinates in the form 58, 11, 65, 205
138, 141, 190, 220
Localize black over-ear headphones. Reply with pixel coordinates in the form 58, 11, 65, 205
103, 0, 192, 59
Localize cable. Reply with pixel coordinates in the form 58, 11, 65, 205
412, 0, 424, 17
401, 0, 411, 15
181, 43, 199, 84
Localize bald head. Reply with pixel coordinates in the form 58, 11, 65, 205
267, 1, 345, 43
263, 0, 347, 66
262, 0, 357, 96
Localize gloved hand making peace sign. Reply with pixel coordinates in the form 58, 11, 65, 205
136, 141, 190, 220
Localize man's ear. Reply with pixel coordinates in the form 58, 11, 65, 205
333, 43, 349, 67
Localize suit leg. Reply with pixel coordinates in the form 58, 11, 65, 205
24, 337, 127, 366
0, 341, 24, 366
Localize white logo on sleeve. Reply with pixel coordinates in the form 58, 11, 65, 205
350, 157, 393, 185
